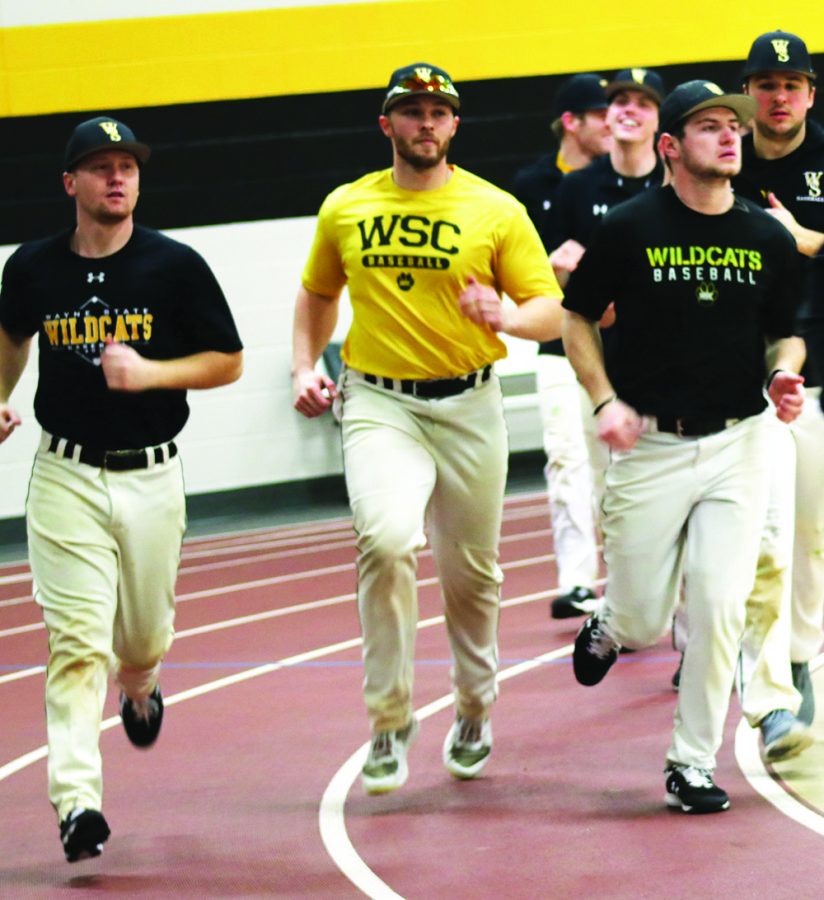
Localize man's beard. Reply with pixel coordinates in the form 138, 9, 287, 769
395, 135, 451, 171
681, 152, 740, 182
754, 117, 804, 144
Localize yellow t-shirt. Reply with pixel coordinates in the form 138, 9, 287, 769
302, 165, 562, 379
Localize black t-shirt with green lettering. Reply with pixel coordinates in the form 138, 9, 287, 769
0, 225, 243, 448
562, 186, 801, 419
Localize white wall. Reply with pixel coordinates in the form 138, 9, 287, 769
0, 217, 543, 520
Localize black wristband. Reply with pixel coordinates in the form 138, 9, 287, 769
766, 368, 784, 389
592, 394, 617, 416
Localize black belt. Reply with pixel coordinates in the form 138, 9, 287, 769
653, 416, 743, 437
47, 435, 178, 471
363, 365, 492, 399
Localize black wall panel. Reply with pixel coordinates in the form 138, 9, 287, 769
0, 57, 820, 245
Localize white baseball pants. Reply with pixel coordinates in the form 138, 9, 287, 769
339, 370, 507, 733
598, 413, 769, 770
27, 442, 186, 820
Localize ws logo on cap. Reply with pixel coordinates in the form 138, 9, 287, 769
99, 121, 122, 142
771, 39, 791, 62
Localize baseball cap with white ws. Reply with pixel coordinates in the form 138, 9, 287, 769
741, 30, 817, 80
64, 116, 151, 170
659, 80, 757, 134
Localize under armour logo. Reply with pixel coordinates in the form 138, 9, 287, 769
593, 203, 608, 216
771, 39, 790, 62
87, 272, 105, 283
804, 171, 822, 198
99, 121, 122, 142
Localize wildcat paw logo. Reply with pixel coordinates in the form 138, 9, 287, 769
696, 282, 718, 305
397, 272, 414, 291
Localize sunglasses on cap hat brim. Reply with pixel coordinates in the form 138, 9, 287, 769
383, 73, 461, 113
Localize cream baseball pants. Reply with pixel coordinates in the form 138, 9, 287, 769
339, 370, 507, 733
598, 413, 769, 770
27, 440, 186, 820
535, 354, 603, 594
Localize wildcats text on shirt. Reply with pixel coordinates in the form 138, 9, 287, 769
646, 244, 762, 286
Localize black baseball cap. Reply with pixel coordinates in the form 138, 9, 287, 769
659, 80, 757, 134
741, 30, 817, 80
606, 68, 666, 105
382, 63, 460, 114
553, 73, 609, 118
64, 116, 151, 170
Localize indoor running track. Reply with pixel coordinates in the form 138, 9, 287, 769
1, 490, 823, 898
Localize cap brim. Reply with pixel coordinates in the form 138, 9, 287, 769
605, 81, 663, 104
741, 64, 817, 80
66, 140, 151, 170
663, 94, 757, 133
382, 92, 460, 114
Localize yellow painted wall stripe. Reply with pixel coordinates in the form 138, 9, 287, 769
1, 0, 823, 117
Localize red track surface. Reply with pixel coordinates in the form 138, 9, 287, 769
1, 491, 822, 898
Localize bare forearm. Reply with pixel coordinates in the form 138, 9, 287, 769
0, 326, 31, 402
766, 335, 806, 375
292, 286, 340, 375
503, 295, 563, 342
139, 350, 243, 390
562, 310, 614, 405
797, 227, 824, 258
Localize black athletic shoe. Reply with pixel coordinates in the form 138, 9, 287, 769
664, 765, 730, 814
120, 685, 164, 748
60, 808, 110, 862
550, 586, 598, 620
791, 662, 815, 726
671, 653, 683, 692
573, 615, 619, 686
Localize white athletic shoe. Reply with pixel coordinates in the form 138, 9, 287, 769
361, 718, 419, 795
443, 716, 492, 779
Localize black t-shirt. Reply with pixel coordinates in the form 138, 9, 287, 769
540, 153, 664, 356
511, 153, 564, 251
562, 186, 801, 420
733, 119, 824, 387
0, 224, 243, 448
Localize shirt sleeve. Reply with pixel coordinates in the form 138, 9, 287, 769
561, 216, 617, 321
763, 229, 804, 340
544, 173, 577, 252
301, 194, 347, 298
494, 204, 562, 303
0, 248, 39, 337
177, 248, 244, 354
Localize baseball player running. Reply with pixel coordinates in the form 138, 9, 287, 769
564, 81, 804, 813
734, 30, 824, 734
292, 63, 562, 794
0, 117, 243, 860
512, 72, 613, 620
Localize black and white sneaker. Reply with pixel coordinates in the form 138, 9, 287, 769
551, 586, 598, 620
664, 764, 730, 814
60, 808, 110, 862
120, 685, 164, 748
573, 615, 619, 686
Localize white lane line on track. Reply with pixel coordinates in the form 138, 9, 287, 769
0, 587, 557, 782
734, 655, 824, 837
318, 642, 576, 900
0, 548, 562, 639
